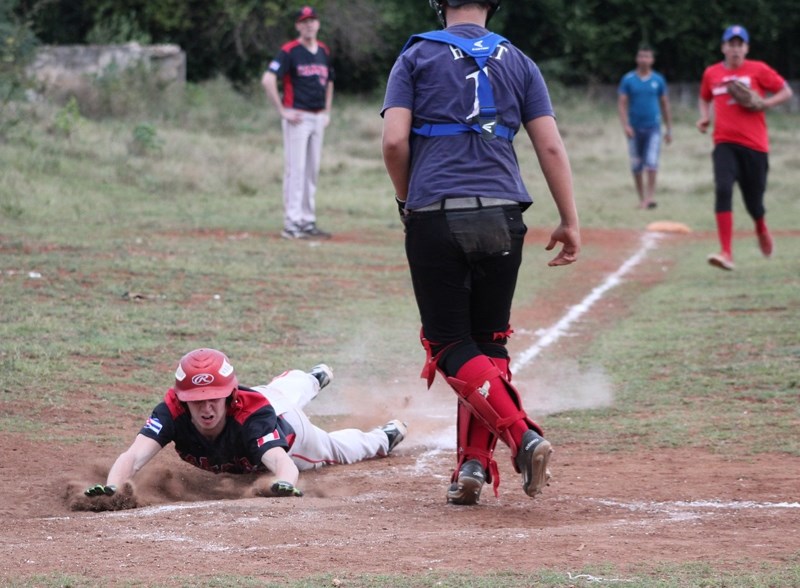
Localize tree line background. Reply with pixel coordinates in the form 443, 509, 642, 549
6, 0, 800, 93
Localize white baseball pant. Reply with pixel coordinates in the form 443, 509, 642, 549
252, 370, 389, 470
281, 110, 327, 232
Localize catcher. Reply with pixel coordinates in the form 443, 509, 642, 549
696, 24, 793, 271
85, 348, 407, 502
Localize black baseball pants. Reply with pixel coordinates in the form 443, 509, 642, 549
713, 142, 769, 220
403, 205, 527, 376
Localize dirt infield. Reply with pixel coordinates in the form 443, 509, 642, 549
2, 228, 799, 585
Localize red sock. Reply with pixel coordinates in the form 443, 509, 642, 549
455, 356, 529, 445
715, 211, 733, 257
755, 217, 768, 235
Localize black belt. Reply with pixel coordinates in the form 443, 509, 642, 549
411, 197, 514, 212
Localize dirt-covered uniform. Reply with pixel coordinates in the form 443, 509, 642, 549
141, 369, 391, 473
85, 349, 407, 504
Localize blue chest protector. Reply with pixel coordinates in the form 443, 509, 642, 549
401, 30, 516, 142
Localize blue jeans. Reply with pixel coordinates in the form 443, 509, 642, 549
628, 127, 661, 173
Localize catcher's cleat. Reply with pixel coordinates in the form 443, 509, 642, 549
515, 430, 553, 498
308, 364, 333, 390
380, 419, 407, 453
447, 459, 485, 505
757, 230, 773, 258
707, 252, 735, 271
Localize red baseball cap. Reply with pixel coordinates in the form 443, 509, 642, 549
296, 6, 318, 23
174, 348, 238, 402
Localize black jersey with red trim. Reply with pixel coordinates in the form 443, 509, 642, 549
267, 40, 334, 111
138, 386, 296, 474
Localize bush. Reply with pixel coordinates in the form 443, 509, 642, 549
0, 0, 41, 135
129, 121, 164, 156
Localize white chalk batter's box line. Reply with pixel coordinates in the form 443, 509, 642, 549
595, 498, 800, 512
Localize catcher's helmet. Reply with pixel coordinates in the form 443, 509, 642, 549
174, 348, 238, 402
429, 0, 500, 27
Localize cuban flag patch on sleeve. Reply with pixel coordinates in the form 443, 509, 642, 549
256, 429, 281, 447
144, 416, 163, 435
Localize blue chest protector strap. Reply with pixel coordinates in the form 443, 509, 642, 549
401, 31, 516, 142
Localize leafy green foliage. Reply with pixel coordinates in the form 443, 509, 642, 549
0, 0, 42, 134
503, 0, 800, 84
85, 9, 152, 44
27, 0, 800, 89
129, 121, 163, 155
52, 95, 82, 137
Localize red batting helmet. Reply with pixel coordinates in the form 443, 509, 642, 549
174, 348, 238, 402
429, 0, 500, 27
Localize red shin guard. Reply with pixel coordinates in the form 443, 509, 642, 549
446, 355, 543, 462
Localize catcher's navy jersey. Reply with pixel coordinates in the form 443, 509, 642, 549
267, 40, 334, 111
382, 23, 554, 210
139, 387, 295, 474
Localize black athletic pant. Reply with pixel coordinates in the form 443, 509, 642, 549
713, 142, 769, 220
403, 205, 527, 376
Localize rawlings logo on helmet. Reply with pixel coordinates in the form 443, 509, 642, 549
191, 373, 215, 386
174, 348, 239, 402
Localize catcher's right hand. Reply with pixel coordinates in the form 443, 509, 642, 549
726, 80, 765, 111
85, 484, 117, 497
270, 481, 304, 497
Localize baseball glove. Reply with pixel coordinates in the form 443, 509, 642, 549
726, 80, 765, 111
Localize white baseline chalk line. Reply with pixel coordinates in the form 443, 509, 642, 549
512, 232, 660, 373
598, 498, 800, 511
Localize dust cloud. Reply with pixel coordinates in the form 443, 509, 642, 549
513, 359, 615, 416
66, 453, 261, 512
305, 357, 614, 451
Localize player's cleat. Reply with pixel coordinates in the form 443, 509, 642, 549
281, 228, 308, 240
308, 364, 333, 390
380, 419, 407, 453
515, 429, 553, 498
707, 252, 735, 271
757, 230, 773, 258
446, 459, 485, 505
301, 223, 332, 240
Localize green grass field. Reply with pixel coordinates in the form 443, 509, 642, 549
1, 81, 799, 587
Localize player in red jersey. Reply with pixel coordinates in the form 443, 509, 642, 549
697, 25, 793, 270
